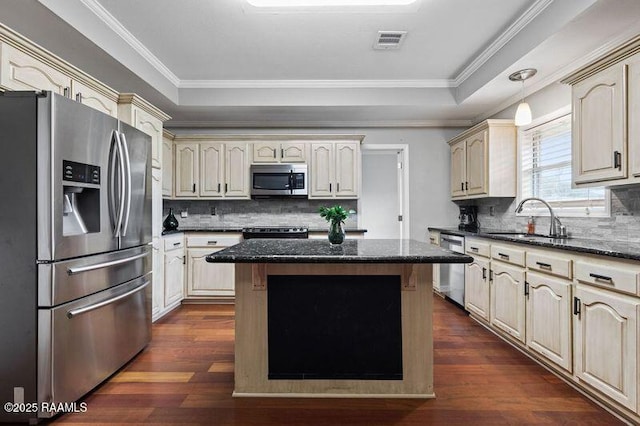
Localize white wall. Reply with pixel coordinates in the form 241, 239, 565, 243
171, 127, 464, 241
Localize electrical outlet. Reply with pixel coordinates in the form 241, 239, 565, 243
181, 210, 188, 218
489, 206, 495, 216
211, 207, 217, 216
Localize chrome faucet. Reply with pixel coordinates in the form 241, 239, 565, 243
515, 197, 567, 238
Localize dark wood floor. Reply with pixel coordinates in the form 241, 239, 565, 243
50, 296, 624, 425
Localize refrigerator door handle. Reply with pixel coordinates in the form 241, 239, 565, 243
66, 279, 150, 318
113, 131, 127, 237
66, 251, 149, 275
119, 132, 132, 237
108, 130, 119, 233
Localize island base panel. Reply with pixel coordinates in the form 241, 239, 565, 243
234, 263, 434, 397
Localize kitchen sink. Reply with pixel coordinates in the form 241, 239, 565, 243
484, 232, 570, 240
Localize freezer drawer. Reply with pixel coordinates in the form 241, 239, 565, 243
37, 273, 151, 416
38, 245, 151, 306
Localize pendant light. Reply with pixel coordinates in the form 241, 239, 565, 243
509, 68, 537, 126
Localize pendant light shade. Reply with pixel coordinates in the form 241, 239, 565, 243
509, 68, 537, 127
514, 102, 532, 126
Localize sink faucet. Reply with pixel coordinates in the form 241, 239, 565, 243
514, 197, 566, 238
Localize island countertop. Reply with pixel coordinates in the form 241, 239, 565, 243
205, 239, 473, 264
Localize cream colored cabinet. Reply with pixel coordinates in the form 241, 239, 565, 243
175, 143, 199, 197
447, 120, 515, 200
0, 42, 71, 95
428, 231, 441, 293
571, 63, 626, 184
164, 237, 185, 308
151, 168, 162, 237
309, 141, 360, 199
174, 140, 250, 199
627, 53, 640, 179
185, 233, 242, 300
118, 95, 170, 170
573, 284, 639, 411
490, 260, 526, 343
253, 141, 306, 163
72, 80, 118, 117
465, 256, 490, 321
526, 271, 572, 372
162, 130, 174, 197
151, 236, 164, 321
450, 140, 466, 198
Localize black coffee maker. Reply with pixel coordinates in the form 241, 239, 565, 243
458, 205, 478, 232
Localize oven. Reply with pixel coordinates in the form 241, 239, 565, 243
250, 164, 308, 197
242, 227, 309, 239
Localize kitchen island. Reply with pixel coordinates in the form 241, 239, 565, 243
206, 239, 472, 398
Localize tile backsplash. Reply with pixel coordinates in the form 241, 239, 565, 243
473, 186, 640, 243
163, 199, 359, 230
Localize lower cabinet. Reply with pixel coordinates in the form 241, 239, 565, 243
526, 271, 572, 372
164, 241, 185, 307
465, 256, 490, 321
490, 261, 526, 343
574, 284, 640, 411
428, 231, 441, 293
153, 234, 185, 322
185, 233, 241, 300
151, 237, 164, 321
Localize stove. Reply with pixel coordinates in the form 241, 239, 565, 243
242, 226, 309, 239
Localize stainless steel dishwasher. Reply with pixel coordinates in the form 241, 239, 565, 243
439, 233, 465, 308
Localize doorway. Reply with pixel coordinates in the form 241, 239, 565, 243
360, 145, 409, 239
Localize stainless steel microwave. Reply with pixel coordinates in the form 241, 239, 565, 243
250, 164, 308, 197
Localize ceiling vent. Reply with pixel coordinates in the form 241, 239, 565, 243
373, 31, 407, 50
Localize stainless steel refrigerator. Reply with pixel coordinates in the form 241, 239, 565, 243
0, 91, 152, 423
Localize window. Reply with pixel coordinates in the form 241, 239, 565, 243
518, 110, 608, 217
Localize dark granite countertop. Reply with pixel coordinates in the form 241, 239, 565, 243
428, 227, 640, 261
206, 239, 473, 264
161, 227, 367, 235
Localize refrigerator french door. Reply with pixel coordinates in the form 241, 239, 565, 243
0, 91, 152, 423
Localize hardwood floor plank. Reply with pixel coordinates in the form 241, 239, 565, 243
49, 297, 625, 425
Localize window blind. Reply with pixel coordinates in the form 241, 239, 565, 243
520, 113, 606, 216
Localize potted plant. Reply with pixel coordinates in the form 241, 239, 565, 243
319, 205, 349, 245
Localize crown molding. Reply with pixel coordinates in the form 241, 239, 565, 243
177, 79, 456, 89
78, 0, 181, 86
166, 119, 473, 128
453, 0, 553, 86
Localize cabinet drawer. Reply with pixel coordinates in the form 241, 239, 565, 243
186, 233, 242, 248
491, 244, 525, 267
575, 258, 640, 296
163, 234, 184, 251
466, 238, 490, 258
526, 250, 572, 279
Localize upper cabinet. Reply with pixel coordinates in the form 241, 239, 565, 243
0, 40, 118, 117
562, 34, 640, 188
174, 138, 250, 200
253, 141, 307, 163
118, 94, 171, 170
162, 130, 175, 197
309, 140, 360, 199
447, 120, 516, 200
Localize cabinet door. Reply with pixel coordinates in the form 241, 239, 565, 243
526, 271, 572, 372
162, 137, 173, 197
187, 248, 235, 297
281, 142, 307, 163
164, 249, 184, 307
0, 43, 71, 95
72, 80, 117, 117
450, 140, 466, 197
151, 237, 164, 321
174, 144, 199, 197
465, 257, 490, 321
253, 142, 279, 163
490, 261, 526, 343
309, 143, 335, 198
574, 285, 639, 410
225, 142, 250, 198
200, 143, 224, 197
151, 168, 162, 238
335, 142, 359, 198
465, 131, 487, 196
572, 63, 626, 184
133, 107, 163, 170
627, 54, 640, 178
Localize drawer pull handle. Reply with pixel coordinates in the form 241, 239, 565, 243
207, 240, 218, 245
498, 252, 510, 260
470, 247, 479, 252
589, 273, 613, 282
536, 261, 552, 269
173, 242, 181, 246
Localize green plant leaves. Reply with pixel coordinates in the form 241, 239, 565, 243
319, 205, 349, 224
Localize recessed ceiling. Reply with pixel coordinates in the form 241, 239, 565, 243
4, 0, 640, 127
